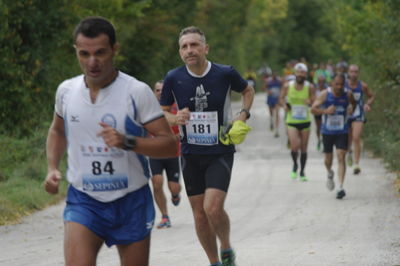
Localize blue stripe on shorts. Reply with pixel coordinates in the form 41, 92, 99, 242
64, 184, 155, 247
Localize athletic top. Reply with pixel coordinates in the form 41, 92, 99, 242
285, 80, 311, 124
321, 87, 350, 135
267, 78, 282, 98
55, 71, 164, 202
344, 80, 364, 120
160, 61, 248, 155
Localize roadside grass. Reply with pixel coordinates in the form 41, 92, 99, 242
0, 126, 67, 225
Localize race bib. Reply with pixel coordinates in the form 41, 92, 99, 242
326, 115, 344, 131
292, 105, 308, 120
270, 87, 280, 97
353, 105, 361, 117
186, 111, 219, 145
79, 143, 129, 192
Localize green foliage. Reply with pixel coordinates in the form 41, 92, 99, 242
333, 0, 400, 171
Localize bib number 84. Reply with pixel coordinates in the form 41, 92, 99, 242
92, 161, 115, 175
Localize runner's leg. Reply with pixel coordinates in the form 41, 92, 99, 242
151, 175, 168, 216
117, 235, 151, 266
188, 194, 219, 264
64, 222, 104, 266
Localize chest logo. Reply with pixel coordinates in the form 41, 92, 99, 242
70, 115, 80, 122
101, 114, 117, 128
190, 84, 210, 111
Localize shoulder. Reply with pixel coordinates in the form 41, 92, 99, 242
210, 62, 237, 75
118, 71, 152, 95
56, 75, 83, 96
164, 66, 186, 80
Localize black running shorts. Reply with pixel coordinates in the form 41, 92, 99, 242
181, 153, 234, 196
287, 122, 311, 131
149, 157, 180, 183
322, 134, 348, 153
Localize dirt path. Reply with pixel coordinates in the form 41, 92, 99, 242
1, 93, 399, 266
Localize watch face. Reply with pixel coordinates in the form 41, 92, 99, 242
124, 135, 136, 149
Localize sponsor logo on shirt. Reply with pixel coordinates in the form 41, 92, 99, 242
101, 113, 117, 128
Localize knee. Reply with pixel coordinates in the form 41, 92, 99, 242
203, 203, 223, 221
151, 178, 163, 192
193, 209, 209, 227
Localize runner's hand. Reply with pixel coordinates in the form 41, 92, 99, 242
44, 170, 61, 194
364, 104, 371, 112
97, 122, 124, 148
176, 107, 190, 125
325, 105, 336, 115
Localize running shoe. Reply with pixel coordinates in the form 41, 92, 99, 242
353, 165, 361, 175
326, 170, 335, 191
347, 152, 353, 167
336, 189, 346, 199
300, 175, 308, 182
221, 248, 236, 266
290, 171, 297, 180
210, 263, 222, 266
171, 194, 181, 206
156, 216, 171, 229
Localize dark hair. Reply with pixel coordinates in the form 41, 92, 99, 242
179, 26, 206, 43
333, 73, 346, 82
73, 16, 116, 46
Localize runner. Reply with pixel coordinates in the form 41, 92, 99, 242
160, 26, 254, 266
345, 64, 375, 174
265, 71, 282, 137
150, 80, 182, 229
311, 73, 356, 199
279, 63, 315, 181
314, 74, 328, 151
43, 17, 177, 266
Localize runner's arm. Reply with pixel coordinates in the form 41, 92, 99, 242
311, 91, 328, 115
98, 117, 177, 158
362, 82, 375, 111
348, 91, 357, 114
238, 85, 255, 121
162, 105, 190, 126
44, 113, 67, 194
307, 83, 316, 106
279, 82, 288, 110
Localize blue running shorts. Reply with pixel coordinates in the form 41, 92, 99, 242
64, 184, 155, 247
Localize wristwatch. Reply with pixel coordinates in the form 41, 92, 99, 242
240, 109, 251, 119
123, 135, 137, 150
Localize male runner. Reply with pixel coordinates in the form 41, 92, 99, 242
280, 63, 315, 181
265, 71, 282, 137
150, 80, 182, 229
160, 26, 254, 266
44, 17, 177, 266
312, 73, 356, 199
345, 64, 375, 174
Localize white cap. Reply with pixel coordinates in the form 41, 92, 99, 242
294, 63, 308, 72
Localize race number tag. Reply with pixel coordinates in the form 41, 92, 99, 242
270, 86, 280, 97
79, 143, 129, 192
292, 105, 308, 120
353, 105, 361, 117
186, 111, 219, 145
326, 115, 344, 131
